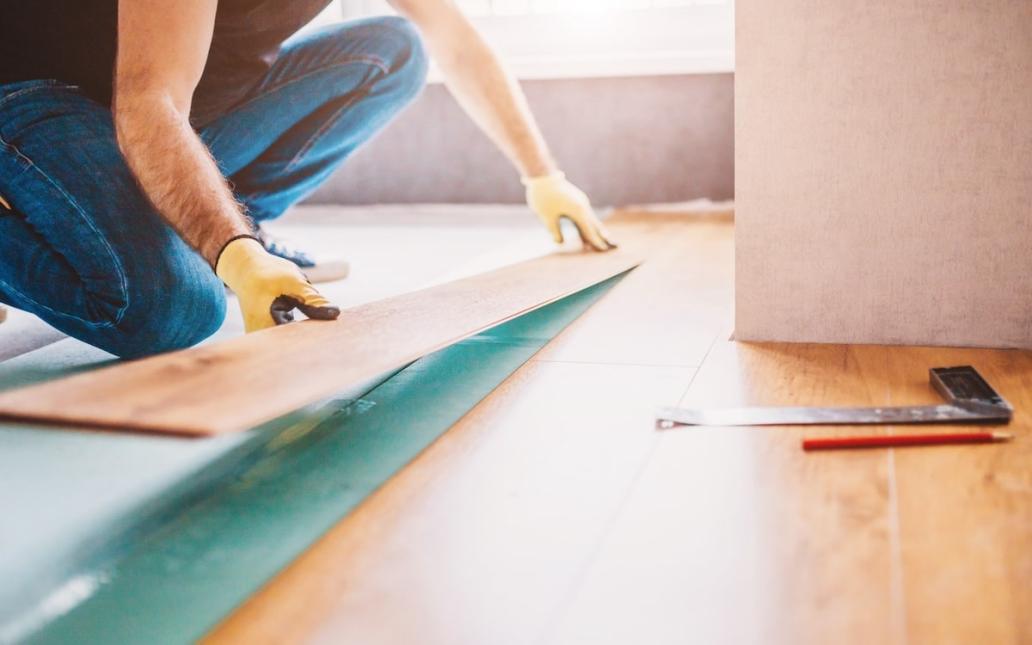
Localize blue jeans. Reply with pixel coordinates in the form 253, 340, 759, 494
0, 17, 426, 358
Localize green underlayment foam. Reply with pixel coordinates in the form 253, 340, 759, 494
11, 273, 627, 645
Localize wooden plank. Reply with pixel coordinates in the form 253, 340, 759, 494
0, 250, 639, 436
204, 212, 738, 643
856, 347, 1032, 645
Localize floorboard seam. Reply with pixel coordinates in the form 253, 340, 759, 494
531, 432, 665, 645
530, 347, 714, 644
674, 332, 722, 405
886, 449, 910, 645
526, 330, 722, 641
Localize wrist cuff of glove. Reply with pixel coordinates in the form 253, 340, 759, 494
521, 171, 565, 187
214, 235, 266, 288
214, 234, 261, 271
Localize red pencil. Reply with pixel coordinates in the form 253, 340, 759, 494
802, 431, 1013, 451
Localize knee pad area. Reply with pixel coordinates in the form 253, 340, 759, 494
101, 264, 227, 359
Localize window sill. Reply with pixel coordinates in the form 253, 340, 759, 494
427, 50, 733, 83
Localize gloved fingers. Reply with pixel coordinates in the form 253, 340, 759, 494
268, 288, 341, 327
578, 210, 618, 250
270, 295, 300, 326
565, 214, 614, 252
296, 281, 334, 307
597, 225, 618, 250
297, 300, 341, 321
538, 213, 564, 244
294, 283, 341, 321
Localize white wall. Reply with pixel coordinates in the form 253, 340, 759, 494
735, 0, 1032, 348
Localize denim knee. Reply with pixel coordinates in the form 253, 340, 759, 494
102, 252, 226, 359
358, 16, 429, 100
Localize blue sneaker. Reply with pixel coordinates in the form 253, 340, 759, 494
256, 226, 350, 284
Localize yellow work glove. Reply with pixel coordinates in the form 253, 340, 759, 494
523, 172, 616, 252
215, 236, 340, 333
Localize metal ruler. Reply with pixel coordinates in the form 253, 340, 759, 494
657, 365, 1013, 429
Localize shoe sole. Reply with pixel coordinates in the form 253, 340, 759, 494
301, 260, 351, 284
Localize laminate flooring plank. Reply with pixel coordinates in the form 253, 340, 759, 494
205, 361, 695, 645
547, 342, 903, 645
851, 347, 1032, 645
536, 211, 734, 367
0, 251, 639, 436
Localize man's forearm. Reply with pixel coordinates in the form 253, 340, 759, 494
114, 91, 252, 266
414, 7, 557, 178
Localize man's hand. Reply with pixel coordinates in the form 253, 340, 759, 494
524, 173, 617, 252
216, 237, 340, 332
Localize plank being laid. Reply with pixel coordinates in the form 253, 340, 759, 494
0, 250, 639, 436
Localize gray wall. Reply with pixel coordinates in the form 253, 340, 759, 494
309, 73, 734, 206
735, 0, 1032, 348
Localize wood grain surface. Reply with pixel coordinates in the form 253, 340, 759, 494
207, 210, 1032, 644
869, 347, 1032, 645
0, 250, 639, 435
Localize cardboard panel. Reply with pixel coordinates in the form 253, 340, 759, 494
735, 0, 1032, 347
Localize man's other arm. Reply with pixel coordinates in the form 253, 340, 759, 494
389, 0, 616, 251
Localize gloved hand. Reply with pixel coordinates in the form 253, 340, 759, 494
215, 236, 340, 333
523, 172, 616, 252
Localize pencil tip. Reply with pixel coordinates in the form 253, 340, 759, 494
992, 431, 1014, 441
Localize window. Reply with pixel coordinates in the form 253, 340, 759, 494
307, 0, 734, 79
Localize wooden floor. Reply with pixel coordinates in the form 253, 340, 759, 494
206, 210, 1032, 645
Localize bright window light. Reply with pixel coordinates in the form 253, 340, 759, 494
460, 0, 696, 14
329, 0, 734, 79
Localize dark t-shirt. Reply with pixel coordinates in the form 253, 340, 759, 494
0, 0, 331, 125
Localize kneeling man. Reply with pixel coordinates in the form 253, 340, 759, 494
0, 0, 614, 357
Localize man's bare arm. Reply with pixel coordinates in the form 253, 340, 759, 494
114, 0, 252, 266
390, 0, 615, 250
390, 0, 557, 178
